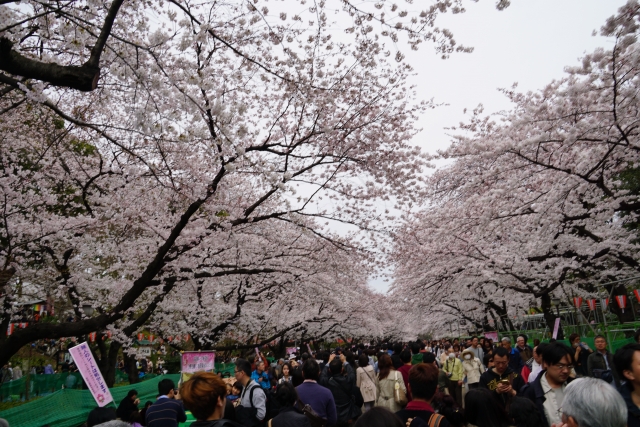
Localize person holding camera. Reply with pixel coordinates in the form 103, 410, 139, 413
442, 348, 464, 407
569, 334, 592, 377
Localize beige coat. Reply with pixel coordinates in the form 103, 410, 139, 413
375, 369, 407, 412
461, 349, 484, 384
356, 365, 378, 403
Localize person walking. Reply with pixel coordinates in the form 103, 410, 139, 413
356, 353, 378, 412
375, 353, 408, 413
520, 342, 574, 427
614, 343, 640, 427
461, 348, 484, 390
586, 335, 619, 387
442, 348, 464, 407
234, 358, 267, 427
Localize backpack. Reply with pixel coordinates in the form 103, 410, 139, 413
428, 413, 445, 427
236, 383, 265, 427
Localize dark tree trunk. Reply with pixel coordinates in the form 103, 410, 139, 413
125, 353, 139, 384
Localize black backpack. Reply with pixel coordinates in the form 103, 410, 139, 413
236, 384, 265, 427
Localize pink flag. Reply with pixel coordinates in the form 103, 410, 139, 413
69, 342, 113, 407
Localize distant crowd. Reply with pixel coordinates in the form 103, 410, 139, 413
2, 334, 639, 427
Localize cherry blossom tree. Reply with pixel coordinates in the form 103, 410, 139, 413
0, 0, 493, 370
392, 1, 640, 335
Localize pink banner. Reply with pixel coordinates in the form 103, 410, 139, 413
484, 332, 498, 341
181, 352, 215, 373
552, 318, 561, 339
69, 342, 113, 407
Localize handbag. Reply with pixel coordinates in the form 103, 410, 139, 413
393, 371, 408, 407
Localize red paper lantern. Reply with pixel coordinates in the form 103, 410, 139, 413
6, 324, 14, 336
89, 332, 96, 342
587, 299, 597, 311
149, 334, 154, 342
137, 333, 143, 341
573, 297, 583, 309
616, 295, 628, 313
634, 289, 640, 303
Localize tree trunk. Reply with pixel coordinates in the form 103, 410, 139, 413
125, 353, 139, 384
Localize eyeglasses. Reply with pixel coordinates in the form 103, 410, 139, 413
552, 363, 573, 371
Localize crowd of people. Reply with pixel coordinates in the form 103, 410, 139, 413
3, 334, 640, 427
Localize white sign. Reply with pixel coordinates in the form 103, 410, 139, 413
138, 347, 152, 357
69, 342, 113, 407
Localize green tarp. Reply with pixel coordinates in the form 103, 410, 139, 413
0, 374, 180, 427
0, 363, 237, 427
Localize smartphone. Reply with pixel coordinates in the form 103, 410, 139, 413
499, 379, 510, 385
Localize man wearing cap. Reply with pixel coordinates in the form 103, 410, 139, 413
501, 337, 523, 373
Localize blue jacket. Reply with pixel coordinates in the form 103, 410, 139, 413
508, 347, 523, 373
251, 369, 270, 390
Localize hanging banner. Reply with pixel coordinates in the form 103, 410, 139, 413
552, 318, 561, 339
484, 331, 499, 341
616, 295, 628, 313
573, 297, 583, 309
634, 290, 640, 303
69, 342, 113, 407
587, 299, 597, 311
181, 351, 215, 382
601, 298, 609, 311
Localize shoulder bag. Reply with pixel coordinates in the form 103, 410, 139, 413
393, 371, 408, 407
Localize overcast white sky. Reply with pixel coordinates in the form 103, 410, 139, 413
367, 0, 629, 293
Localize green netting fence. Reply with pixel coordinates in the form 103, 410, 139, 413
0, 363, 235, 403
0, 374, 181, 427
0, 362, 236, 427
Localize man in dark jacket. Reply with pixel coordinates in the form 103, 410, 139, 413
520, 342, 574, 427
478, 346, 525, 404
614, 343, 640, 427
587, 335, 620, 387
396, 363, 450, 427
325, 358, 361, 427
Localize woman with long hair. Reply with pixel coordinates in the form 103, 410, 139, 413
278, 362, 292, 384
375, 353, 407, 413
